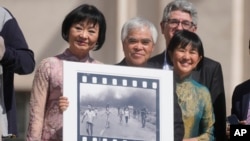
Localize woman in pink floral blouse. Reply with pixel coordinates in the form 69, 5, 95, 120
26, 4, 106, 141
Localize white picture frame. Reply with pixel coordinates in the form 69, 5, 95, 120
63, 61, 173, 141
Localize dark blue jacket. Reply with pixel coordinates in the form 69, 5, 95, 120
0, 7, 35, 136
231, 79, 250, 121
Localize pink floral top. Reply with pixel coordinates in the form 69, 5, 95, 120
26, 49, 101, 141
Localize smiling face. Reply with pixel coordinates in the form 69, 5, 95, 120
122, 27, 155, 67
161, 10, 196, 46
68, 21, 100, 59
170, 44, 202, 79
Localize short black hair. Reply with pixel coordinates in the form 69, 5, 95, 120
61, 4, 106, 51
166, 30, 204, 70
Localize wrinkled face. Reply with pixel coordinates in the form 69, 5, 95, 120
68, 21, 99, 59
161, 10, 196, 45
170, 44, 202, 79
123, 27, 155, 67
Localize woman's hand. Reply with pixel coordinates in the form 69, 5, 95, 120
58, 96, 69, 112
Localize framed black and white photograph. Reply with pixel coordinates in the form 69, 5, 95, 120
63, 61, 174, 141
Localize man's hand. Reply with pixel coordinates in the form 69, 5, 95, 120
226, 120, 247, 139
239, 120, 247, 125
226, 124, 230, 140
0, 36, 5, 60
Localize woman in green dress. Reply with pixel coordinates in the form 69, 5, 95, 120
166, 30, 215, 141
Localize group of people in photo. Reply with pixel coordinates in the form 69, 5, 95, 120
0, 0, 250, 141
79, 104, 151, 138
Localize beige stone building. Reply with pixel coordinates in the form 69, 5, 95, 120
1, 0, 250, 140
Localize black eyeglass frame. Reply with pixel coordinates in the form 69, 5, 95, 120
165, 18, 196, 30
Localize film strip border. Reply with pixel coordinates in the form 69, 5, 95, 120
77, 73, 159, 90
77, 72, 159, 141
81, 136, 143, 141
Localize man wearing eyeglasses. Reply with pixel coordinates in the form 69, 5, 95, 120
149, 1, 227, 141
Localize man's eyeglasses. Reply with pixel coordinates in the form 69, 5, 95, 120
166, 19, 195, 30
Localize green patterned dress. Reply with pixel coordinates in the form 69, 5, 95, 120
176, 76, 215, 140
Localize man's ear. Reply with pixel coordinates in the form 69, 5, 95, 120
152, 44, 156, 52
192, 25, 197, 32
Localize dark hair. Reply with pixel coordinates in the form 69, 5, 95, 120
61, 4, 106, 51
166, 30, 204, 70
